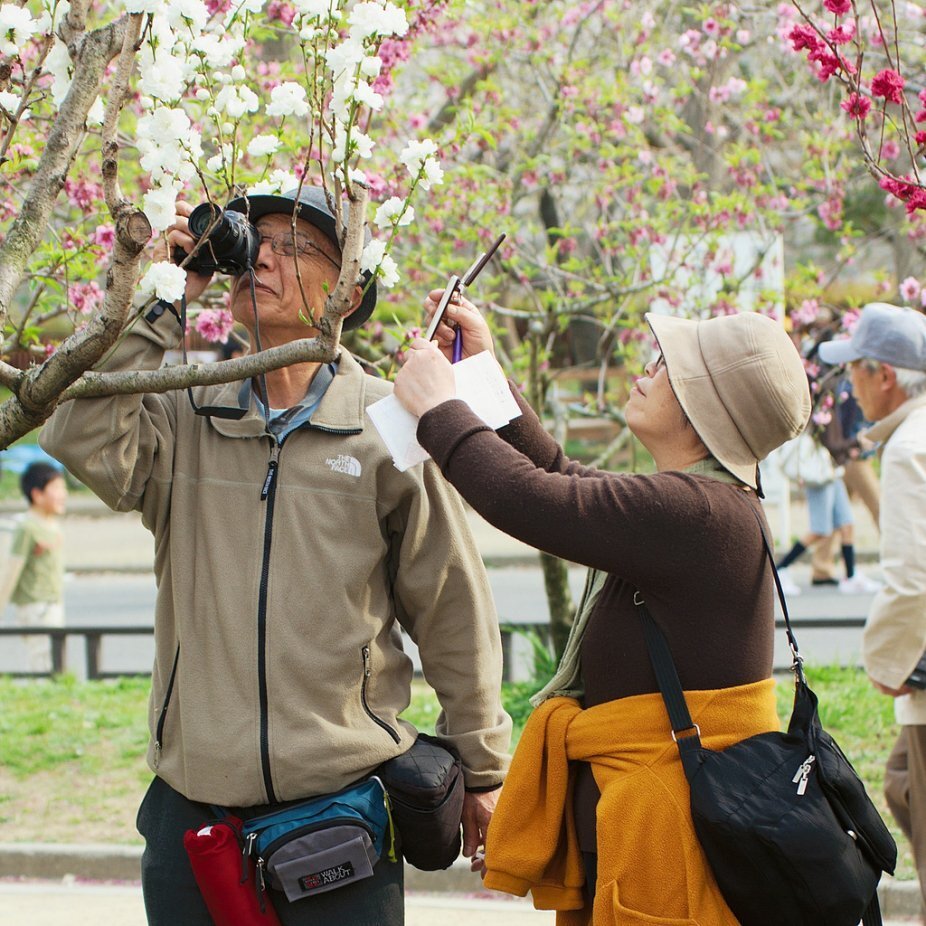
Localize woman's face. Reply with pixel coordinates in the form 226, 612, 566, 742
625, 353, 692, 448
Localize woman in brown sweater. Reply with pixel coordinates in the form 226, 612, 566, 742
394, 297, 810, 925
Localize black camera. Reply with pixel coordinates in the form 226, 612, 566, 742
179, 203, 261, 276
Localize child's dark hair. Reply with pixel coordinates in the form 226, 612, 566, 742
20, 462, 63, 503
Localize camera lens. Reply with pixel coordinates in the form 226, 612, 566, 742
183, 204, 260, 275
187, 203, 223, 241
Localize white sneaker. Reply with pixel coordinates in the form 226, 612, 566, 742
777, 568, 801, 596
839, 572, 882, 595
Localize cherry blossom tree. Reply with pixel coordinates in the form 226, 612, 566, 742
0, 0, 439, 447
785, 0, 926, 305
0, 0, 904, 656
371, 0, 878, 654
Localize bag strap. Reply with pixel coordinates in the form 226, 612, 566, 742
634, 591, 703, 776
634, 492, 807, 767
746, 501, 805, 685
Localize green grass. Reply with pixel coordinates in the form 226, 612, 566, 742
0, 667, 916, 878
0, 674, 151, 777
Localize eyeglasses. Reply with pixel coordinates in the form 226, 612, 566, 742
258, 231, 341, 271
646, 353, 665, 375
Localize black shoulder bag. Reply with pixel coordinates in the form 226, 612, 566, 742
634, 509, 897, 926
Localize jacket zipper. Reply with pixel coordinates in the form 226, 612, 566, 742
153, 643, 180, 769
361, 645, 401, 743
257, 441, 281, 803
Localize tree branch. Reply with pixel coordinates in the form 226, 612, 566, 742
0, 361, 21, 390
59, 338, 340, 400
0, 16, 127, 330
316, 183, 369, 341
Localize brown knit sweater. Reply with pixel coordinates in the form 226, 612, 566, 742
417, 391, 778, 852
417, 392, 775, 697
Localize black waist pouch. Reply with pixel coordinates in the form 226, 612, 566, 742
378, 733, 464, 871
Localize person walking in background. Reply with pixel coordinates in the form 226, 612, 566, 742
808, 344, 881, 586
0, 462, 67, 673
393, 297, 810, 923
775, 424, 880, 596
819, 302, 926, 918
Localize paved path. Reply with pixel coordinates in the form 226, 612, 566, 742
0, 880, 919, 926
0, 490, 882, 573
0, 881, 558, 925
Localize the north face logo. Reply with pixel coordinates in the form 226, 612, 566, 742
326, 455, 361, 477
299, 860, 355, 892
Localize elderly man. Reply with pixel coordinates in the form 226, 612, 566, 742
40, 186, 511, 926
820, 302, 926, 915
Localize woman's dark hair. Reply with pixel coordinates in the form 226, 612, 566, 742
20, 462, 63, 503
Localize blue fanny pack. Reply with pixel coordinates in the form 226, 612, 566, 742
241, 777, 396, 904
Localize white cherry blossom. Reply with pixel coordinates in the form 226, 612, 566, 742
420, 158, 444, 190
374, 197, 413, 228
247, 134, 280, 157
215, 84, 259, 119
399, 139, 438, 173
46, 39, 72, 106
326, 38, 365, 78
378, 253, 399, 288
139, 260, 188, 301
347, 1, 407, 41
86, 97, 104, 126
292, 0, 335, 16
143, 181, 182, 232
266, 82, 309, 118
0, 4, 39, 55
352, 81, 383, 111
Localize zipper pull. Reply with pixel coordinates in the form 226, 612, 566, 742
256, 857, 268, 913
362, 645, 372, 678
792, 754, 816, 795
261, 443, 280, 500
241, 832, 256, 885
153, 740, 161, 769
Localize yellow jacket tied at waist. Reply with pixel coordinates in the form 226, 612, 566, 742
484, 679, 780, 925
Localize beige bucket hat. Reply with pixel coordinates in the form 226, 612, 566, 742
646, 311, 811, 491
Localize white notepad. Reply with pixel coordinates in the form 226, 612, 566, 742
367, 351, 521, 472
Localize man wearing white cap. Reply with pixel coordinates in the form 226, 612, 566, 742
820, 302, 926, 912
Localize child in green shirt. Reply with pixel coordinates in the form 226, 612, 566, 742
0, 462, 67, 673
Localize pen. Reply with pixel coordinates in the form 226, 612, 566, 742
426, 233, 506, 362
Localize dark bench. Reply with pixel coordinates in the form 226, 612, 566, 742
0, 625, 153, 680
0, 617, 868, 682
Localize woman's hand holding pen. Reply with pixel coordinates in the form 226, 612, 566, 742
423, 289, 496, 361
394, 339, 457, 418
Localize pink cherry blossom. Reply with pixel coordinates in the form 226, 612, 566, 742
870, 68, 905, 104
840, 92, 870, 119
93, 225, 116, 248
882, 140, 900, 159
788, 24, 821, 53
826, 24, 855, 44
194, 309, 235, 344
823, 0, 851, 15
900, 276, 921, 302
68, 281, 104, 315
